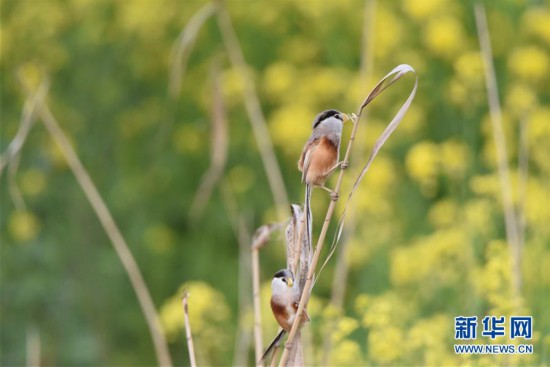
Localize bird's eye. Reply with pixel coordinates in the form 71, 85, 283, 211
282, 278, 286, 283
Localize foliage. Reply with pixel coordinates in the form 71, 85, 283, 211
1, 0, 548, 365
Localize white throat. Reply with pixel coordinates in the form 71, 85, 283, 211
271, 278, 299, 305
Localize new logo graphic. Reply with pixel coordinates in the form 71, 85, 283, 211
453, 316, 533, 355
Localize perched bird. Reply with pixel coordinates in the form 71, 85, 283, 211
260, 269, 308, 362
298, 109, 350, 246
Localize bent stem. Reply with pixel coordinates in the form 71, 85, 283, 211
322, 0, 376, 362
474, 3, 522, 302
278, 65, 417, 366
252, 247, 264, 365
182, 292, 197, 367
278, 112, 359, 367
35, 99, 173, 367
217, 5, 289, 219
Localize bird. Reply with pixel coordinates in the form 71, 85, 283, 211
297, 109, 351, 247
260, 269, 308, 363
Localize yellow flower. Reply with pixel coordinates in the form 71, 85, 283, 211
160, 281, 231, 366
18, 62, 43, 91
508, 46, 549, 82
330, 317, 359, 344
280, 36, 321, 65
117, 0, 174, 41
300, 68, 350, 107
405, 141, 439, 195
398, 103, 424, 135
505, 83, 538, 116
328, 340, 363, 366
369, 326, 404, 363
374, 8, 404, 59
472, 240, 514, 313
424, 16, 466, 59
391, 229, 468, 288
8, 211, 40, 243
527, 107, 550, 172
525, 178, 550, 236
463, 199, 495, 236
221, 68, 248, 107
262, 62, 296, 102
480, 112, 516, 168
268, 104, 314, 156
527, 107, 550, 143
428, 199, 458, 228
353, 154, 397, 214
360, 292, 414, 329
407, 314, 457, 365
440, 139, 469, 179
402, 0, 445, 21
470, 174, 500, 198
454, 51, 484, 87
521, 8, 550, 45
448, 78, 469, 108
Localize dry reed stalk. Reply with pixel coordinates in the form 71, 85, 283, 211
1, 79, 50, 212
169, 2, 218, 98
26, 325, 40, 367
322, 1, 377, 362
182, 292, 197, 367
189, 58, 229, 218
252, 245, 264, 366
234, 217, 253, 367
0, 79, 49, 175
30, 95, 172, 366
269, 347, 281, 367
7, 145, 26, 211
219, 183, 254, 366
159, 3, 218, 145
216, 5, 289, 219
250, 222, 285, 366
279, 65, 417, 366
474, 3, 522, 300
287, 205, 310, 366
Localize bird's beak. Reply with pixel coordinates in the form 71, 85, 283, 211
342, 113, 351, 123
286, 277, 294, 287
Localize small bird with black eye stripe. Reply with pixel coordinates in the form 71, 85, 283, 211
260, 269, 309, 363
298, 109, 351, 249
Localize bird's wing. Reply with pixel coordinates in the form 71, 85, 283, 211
293, 301, 310, 322
299, 138, 319, 183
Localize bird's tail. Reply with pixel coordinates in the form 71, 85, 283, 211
259, 329, 286, 363
304, 184, 313, 253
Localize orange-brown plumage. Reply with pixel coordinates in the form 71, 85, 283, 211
270, 299, 292, 331
298, 136, 339, 187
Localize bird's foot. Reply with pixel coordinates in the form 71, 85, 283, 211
330, 191, 339, 201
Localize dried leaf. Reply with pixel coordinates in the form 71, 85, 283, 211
189, 59, 229, 217
321, 64, 418, 275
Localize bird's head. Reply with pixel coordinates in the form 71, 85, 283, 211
312, 109, 350, 130
272, 269, 295, 293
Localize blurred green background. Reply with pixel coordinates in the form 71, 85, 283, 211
1, 0, 549, 366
